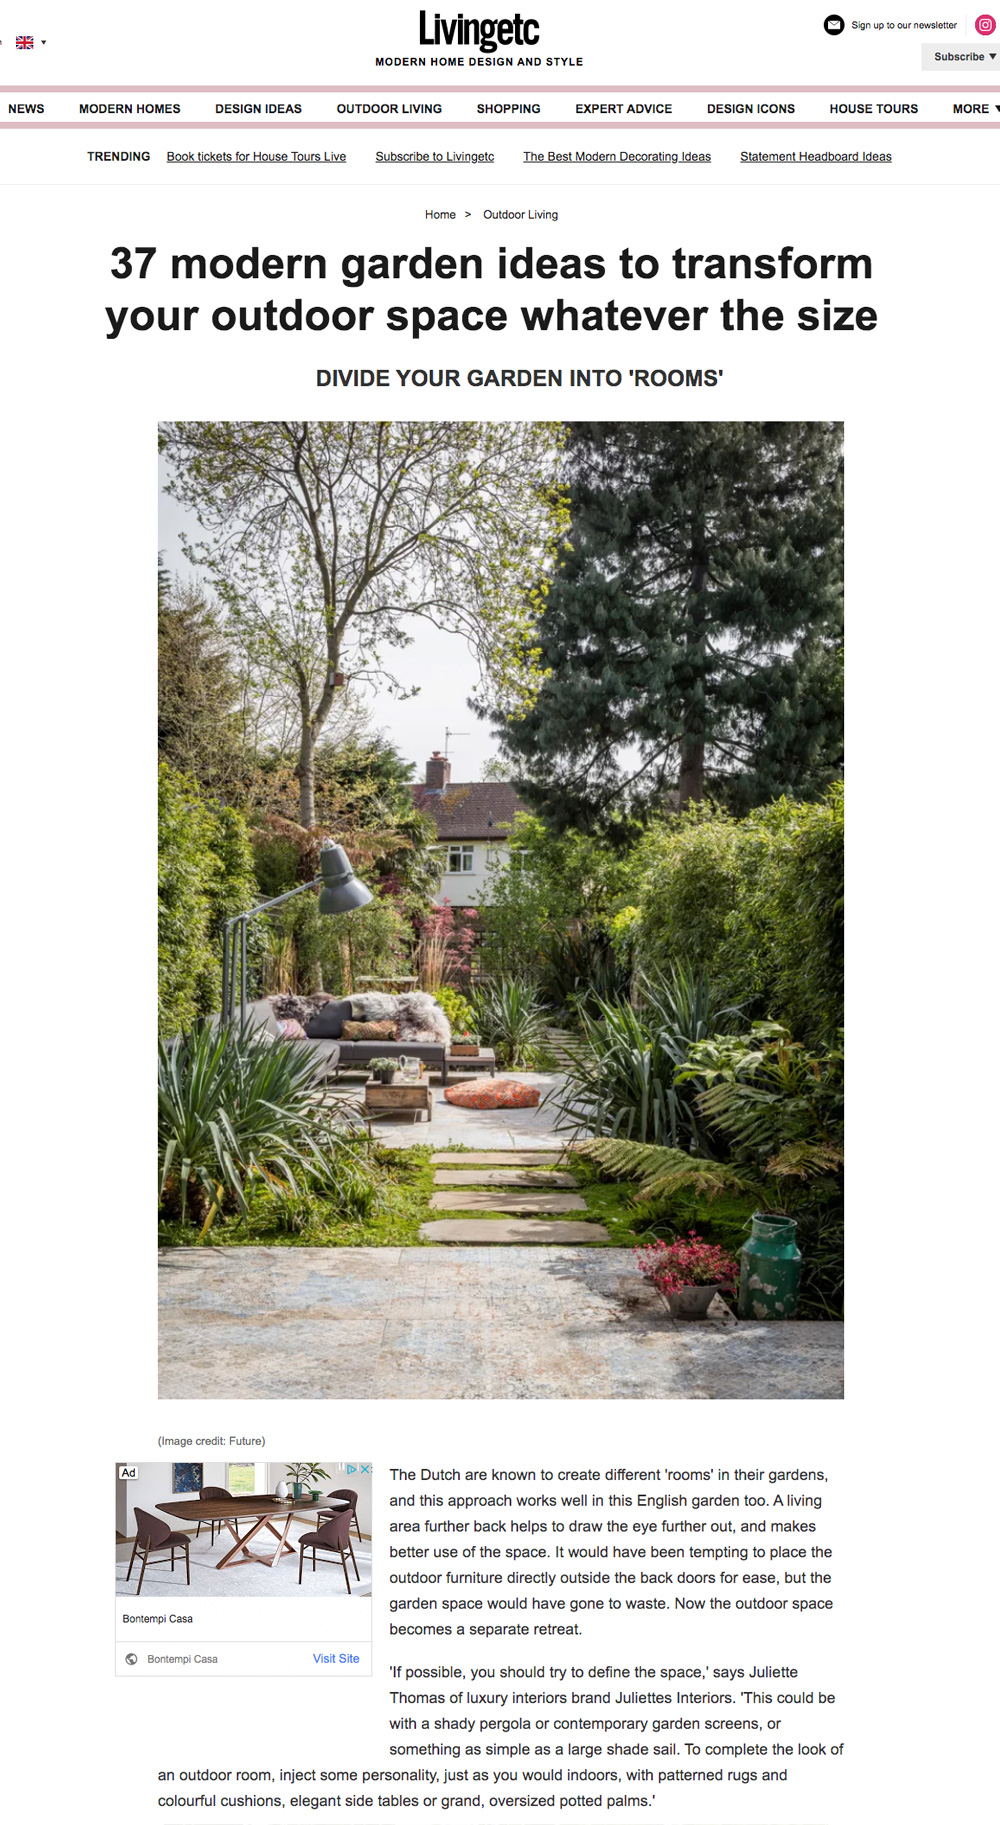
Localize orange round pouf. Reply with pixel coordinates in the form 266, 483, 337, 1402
444, 1078, 541, 1110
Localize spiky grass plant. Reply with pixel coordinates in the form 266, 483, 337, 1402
158, 1021, 359, 1238
544, 967, 742, 1146
471, 978, 549, 1069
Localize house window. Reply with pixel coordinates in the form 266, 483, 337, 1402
446, 845, 475, 874
227, 1463, 259, 1495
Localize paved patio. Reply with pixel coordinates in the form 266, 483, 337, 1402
349, 1067, 571, 1149
158, 1245, 844, 1401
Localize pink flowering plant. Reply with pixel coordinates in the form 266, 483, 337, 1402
634, 1232, 739, 1297
416, 899, 479, 989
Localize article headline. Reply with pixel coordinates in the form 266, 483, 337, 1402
105, 243, 878, 341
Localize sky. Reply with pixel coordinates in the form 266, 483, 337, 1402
158, 457, 508, 788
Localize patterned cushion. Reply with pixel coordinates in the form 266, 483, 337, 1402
444, 1079, 541, 1109
276, 1018, 307, 1040
342, 1020, 398, 1041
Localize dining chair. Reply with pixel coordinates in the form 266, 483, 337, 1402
319, 1488, 364, 1543
127, 1509, 191, 1596
297, 1512, 359, 1592
196, 1486, 239, 1546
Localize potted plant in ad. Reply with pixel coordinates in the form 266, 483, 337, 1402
286, 1462, 329, 1501
451, 1030, 481, 1057
634, 1232, 739, 1317
370, 1057, 397, 1086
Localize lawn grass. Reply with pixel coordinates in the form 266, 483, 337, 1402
159, 1143, 622, 1247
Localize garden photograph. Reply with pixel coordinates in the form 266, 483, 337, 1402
157, 419, 844, 1401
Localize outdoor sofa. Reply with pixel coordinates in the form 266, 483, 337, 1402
242, 997, 450, 1083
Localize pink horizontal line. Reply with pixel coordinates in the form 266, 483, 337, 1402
1, 84, 998, 94
1, 119, 994, 129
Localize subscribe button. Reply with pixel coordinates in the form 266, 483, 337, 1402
921, 42, 997, 67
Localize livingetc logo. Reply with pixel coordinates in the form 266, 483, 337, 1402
418, 11, 541, 54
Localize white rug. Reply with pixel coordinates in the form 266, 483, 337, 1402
116, 1523, 371, 1598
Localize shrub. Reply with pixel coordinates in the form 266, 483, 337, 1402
158, 1022, 375, 1237
477, 861, 554, 981
678, 1025, 844, 1180
576, 1025, 844, 1321
635, 808, 744, 977
717, 787, 844, 1048
632, 788, 843, 1048
285, 1129, 389, 1231
545, 968, 741, 1147
158, 1022, 331, 1232
317, 891, 412, 994
158, 763, 258, 1036
607, 905, 642, 972
475, 814, 642, 986
539, 928, 631, 1018
158, 763, 218, 1037
471, 978, 549, 1069
262, 885, 412, 997
434, 983, 476, 1033
416, 901, 478, 990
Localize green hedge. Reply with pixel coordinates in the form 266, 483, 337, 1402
158, 762, 257, 1036
632, 786, 843, 1047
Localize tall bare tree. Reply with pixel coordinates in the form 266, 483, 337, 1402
160, 421, 567, 827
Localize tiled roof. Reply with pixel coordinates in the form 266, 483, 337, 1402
411, 781, 528, 840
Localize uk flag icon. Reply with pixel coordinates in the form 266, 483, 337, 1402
17, 35, 35, 49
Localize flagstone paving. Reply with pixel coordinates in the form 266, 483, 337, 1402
158, 1246, 844, 1401
419, 1219, 610, 1245
429, 1153, 567, 1167
427, 1156, 588, 1224
429, 1189, 588, 1213
365, 1069, 570, 1148
431, 1169, 579, 1188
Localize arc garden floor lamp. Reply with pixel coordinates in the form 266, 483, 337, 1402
221, 841, 373, 1027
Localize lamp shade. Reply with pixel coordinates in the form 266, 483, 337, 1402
318, 844, 373, 915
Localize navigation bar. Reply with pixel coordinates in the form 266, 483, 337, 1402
2, 89, 999, 126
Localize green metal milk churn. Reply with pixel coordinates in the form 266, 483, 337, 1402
738, 1211, 802, 1319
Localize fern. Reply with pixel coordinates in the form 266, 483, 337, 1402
573, 1137, 754, 1204
766, 1140, 844, 1180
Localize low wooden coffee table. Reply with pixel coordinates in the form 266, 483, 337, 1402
446, 1048, 496, 1076
365, 1072, 433, 1123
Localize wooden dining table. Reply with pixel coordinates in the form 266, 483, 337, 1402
156, 1495, 349, 1571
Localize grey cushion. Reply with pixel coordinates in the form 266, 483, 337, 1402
246, 999, 281, 1039
305, 998, 355, 1040
337, 1040, 443, 1065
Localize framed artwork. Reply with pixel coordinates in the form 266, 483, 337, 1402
172, 1462, 204, 1494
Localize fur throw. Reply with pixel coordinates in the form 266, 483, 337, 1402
350, 993, 400, 1022
270, 993, 318, 1026
396, 992, 451, 1047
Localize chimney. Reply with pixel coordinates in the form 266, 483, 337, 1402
425, 750, 452, 790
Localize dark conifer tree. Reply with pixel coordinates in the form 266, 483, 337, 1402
487, 421, 843, 833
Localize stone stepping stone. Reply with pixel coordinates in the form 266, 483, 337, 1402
429, 1152, 567, 1166
419, 1219, 609, 1245
433, 1170, 579, 1188
429, 1191, 587, 1213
